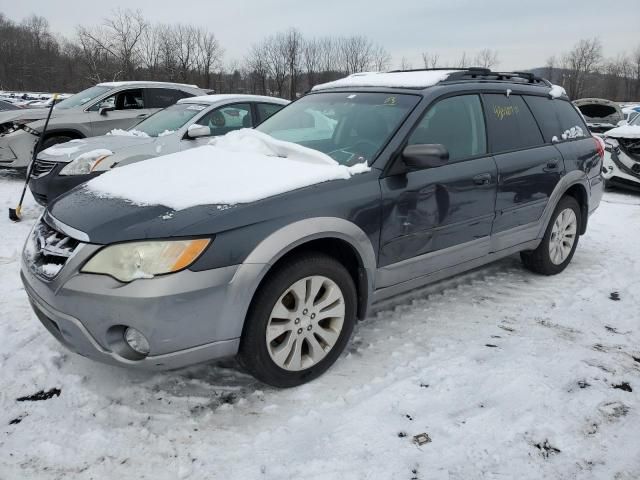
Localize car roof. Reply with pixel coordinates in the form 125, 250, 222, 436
97, 81, 200, 89
311, 68, 554, 93
178, 94, 290, 106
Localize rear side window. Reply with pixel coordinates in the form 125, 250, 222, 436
146, 88, 191, 108
408, 94, 486, 162
554, 100, 589, 138
256, 103, 285, 123
523, 95, 561, 143
483, 94, 544, 153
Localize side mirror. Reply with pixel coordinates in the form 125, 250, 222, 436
186, 124, 211, 139
617, 120, 628, 127
402, 144, 449, 170
98, 106, 115, 116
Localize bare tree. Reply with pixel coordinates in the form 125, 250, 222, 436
371, 45, 391, 71
338, 36, 373, 74
398, 56, 412, 70
475, 48, 499, 69
282, 28, 303, 99
195, 28, 223, 89
422, 52, 440, 68
561, 38, 603, 98
456, 51, 469, 68
245, 42, 270, 95
303, 38, 321, 89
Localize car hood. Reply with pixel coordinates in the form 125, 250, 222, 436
574, 98, 623, 131
0, 107, 49, 124
46, 130, 371, 244
38, 135, 158, 163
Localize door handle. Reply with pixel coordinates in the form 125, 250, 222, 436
473, 173, 492, 185
545, 159, 560, 172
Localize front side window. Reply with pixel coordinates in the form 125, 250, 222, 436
132, 103, 208, 137
88, 89, 144, 112
196, 103, 253, 136
257, 92, 420, 165
407, 94, 486, 162
55, 85, 111, 110
484, 94, 544, 152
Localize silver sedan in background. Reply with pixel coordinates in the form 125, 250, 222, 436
28, 94, 290, 205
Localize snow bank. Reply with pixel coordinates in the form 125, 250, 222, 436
604, 124, 640, 139
107, 129, 150, 138
86, 130, 369, 210
548, 84, 566, 99
312, 70, 457, 91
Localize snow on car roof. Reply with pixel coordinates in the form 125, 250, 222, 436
178, 94, 290, 105
97, 81, 199, 89
312, 70, 459, 91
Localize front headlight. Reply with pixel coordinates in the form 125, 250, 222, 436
59, 151, 114, 175
81, 239, 211, 282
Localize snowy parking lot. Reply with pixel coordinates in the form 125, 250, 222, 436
1, 171, 639, 479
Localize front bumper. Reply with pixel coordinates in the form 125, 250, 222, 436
0, 130, 37, 169
603, 149, 640, 190
29, 163, 101, 206
21, 238, 263, 370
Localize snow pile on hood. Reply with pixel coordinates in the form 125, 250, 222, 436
85, 129, 369, 210
312, 70, 457, 91
107, 129, 150, 138
604, 124, 640, 139
548, 84, 566, 99
41, 140, 85, 157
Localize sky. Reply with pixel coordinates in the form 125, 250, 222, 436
3, 0, 639, 70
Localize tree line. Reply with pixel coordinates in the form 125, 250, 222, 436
1, 10, 639, 102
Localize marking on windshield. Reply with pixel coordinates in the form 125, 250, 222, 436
384, 96, 397, 106
347, 94, 357, 99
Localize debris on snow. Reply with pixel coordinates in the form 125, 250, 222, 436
534, 440, 561, 458
609, 292, 621, 301
612, 382, 632, 392
413, 433, 432, 446
16, 387, 61, 402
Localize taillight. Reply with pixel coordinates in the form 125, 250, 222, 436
593, 136, 605, 160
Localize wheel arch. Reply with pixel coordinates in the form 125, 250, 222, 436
562, 183, 589, 234
242, 218, 377, 321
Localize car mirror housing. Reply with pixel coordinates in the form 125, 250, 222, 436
402, 144, 450, 170
98, 106, 115, 116
186, 124, 211, 139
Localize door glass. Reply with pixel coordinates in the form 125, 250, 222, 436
553, 100, 589, 138
256, 103, 285, 123
196, 103, 253, 136
146, 88, 191, 108
523, 95, 561, 143
484, 94, 544, 152
408, 94, 487, 162
88, 89, 144, 111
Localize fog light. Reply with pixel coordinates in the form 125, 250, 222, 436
124, 328, 150, 355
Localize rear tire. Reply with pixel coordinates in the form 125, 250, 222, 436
239, 253, 357, 388
521, 195, 581, 275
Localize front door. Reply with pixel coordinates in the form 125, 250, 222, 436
87, 88, 157, 136
378, 94, 498, 288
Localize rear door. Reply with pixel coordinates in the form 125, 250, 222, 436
378, 94, 497, 287
484, 93, 563, 234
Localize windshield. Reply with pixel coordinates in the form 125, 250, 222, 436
257, 92, 420, 165
133, 103, 208, 137
631, 114, 640, 126
55, 86, 111, 110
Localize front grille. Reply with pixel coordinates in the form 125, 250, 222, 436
31, 158, 58, 178
24, 220, 80, 280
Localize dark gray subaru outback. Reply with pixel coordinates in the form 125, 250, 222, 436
21, 68, 604, 387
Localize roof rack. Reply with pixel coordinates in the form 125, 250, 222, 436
445, 68, 552, 86
387, 67, 551, 86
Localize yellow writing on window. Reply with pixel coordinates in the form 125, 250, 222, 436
493, 104, 520, 120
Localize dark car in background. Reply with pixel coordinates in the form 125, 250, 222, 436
21, 68, 604, 387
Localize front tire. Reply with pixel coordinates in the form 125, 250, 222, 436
239, 253, 357, 388
521, 195, 581, 275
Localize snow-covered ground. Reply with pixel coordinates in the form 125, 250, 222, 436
1, 170, 639, 479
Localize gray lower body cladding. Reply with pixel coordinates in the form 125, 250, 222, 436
20, 246, 264, 370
